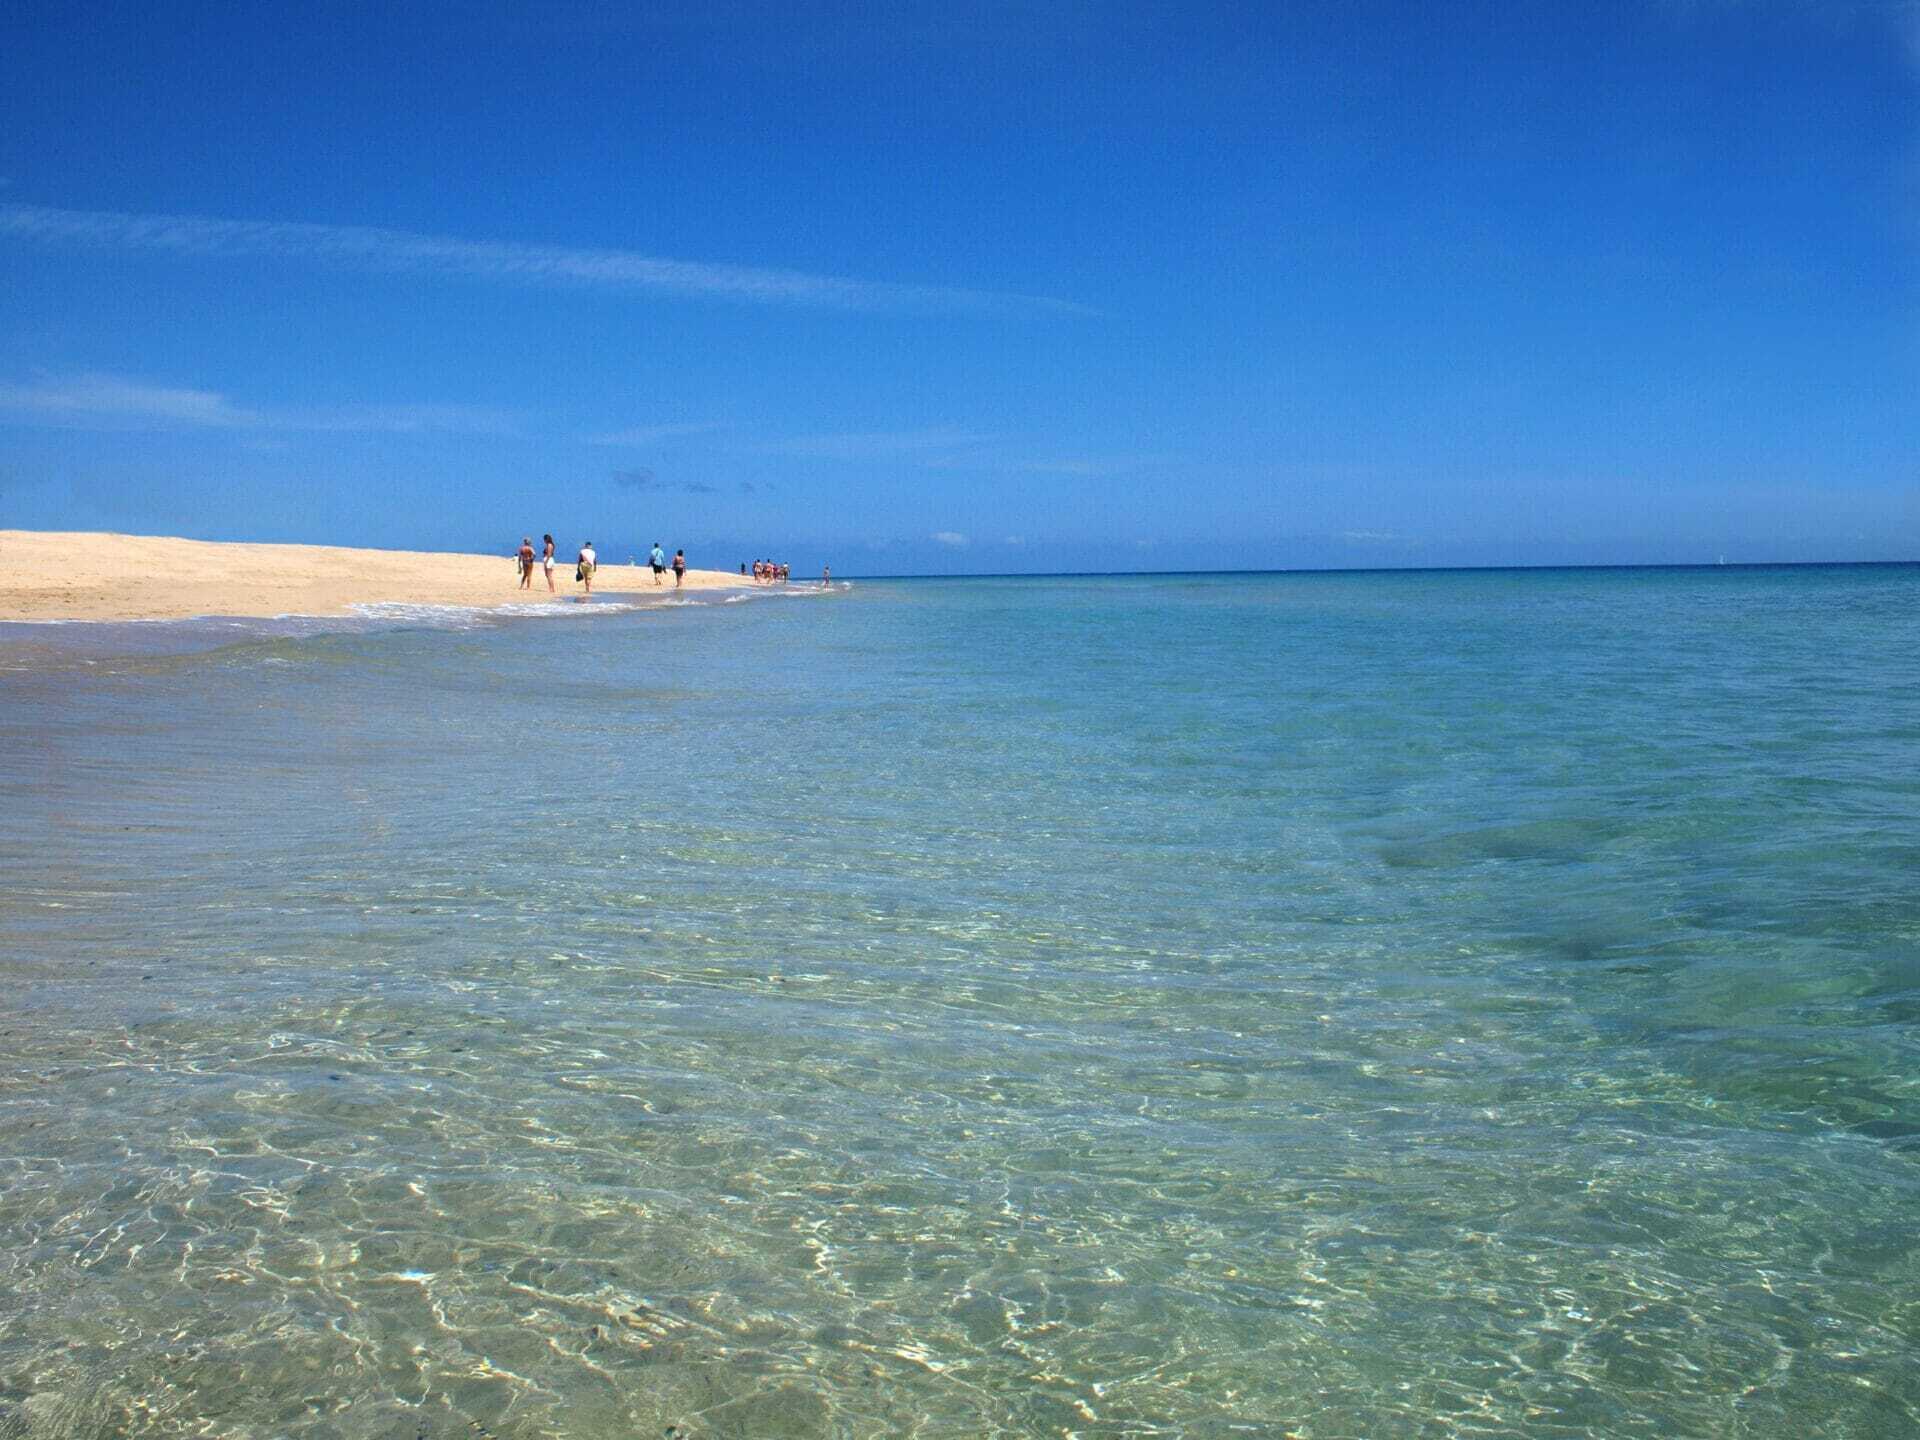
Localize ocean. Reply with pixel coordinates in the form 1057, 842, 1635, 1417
2, 566, 1916, 1439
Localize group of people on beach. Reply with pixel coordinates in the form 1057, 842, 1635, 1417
645, 542, 688, 587
515, 537, 829, 596
516, 536, 683, 596
516, 535, 562, 592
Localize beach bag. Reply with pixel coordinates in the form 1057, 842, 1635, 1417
575, 563, 585, 582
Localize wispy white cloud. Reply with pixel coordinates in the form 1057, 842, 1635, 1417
1018, 453, 1174, 477
0, 372, 516, 436
916, 448, 1176, 477
931, 530, 969, 547
586, 422, 721, 447
0, 373, 260, 427
756, 432, 1181, 478
0, 202, 1095, 315
1022, 459, 1113, 476
612, 467, 718, 495
761, 428, 995, 461
294, 402, 518, 435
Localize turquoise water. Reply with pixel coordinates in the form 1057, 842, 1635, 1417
2, 567, 1917, 1439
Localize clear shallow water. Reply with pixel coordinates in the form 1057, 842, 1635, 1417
1, 567, 1916, 1439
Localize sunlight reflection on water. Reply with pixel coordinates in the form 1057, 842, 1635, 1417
2, 567, 1918, 1438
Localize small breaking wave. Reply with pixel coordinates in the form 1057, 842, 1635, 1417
723, 583, 846, 604
345, 599, 649, 629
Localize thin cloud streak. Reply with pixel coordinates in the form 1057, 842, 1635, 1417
293, 402, 518, 436
0, 374, 258, 428
1019, 452, 1179, 477
0, 203, 1097, 316
0, 372, 516, 436
587, 422, 722, 447
612, 467, 718, 495
917, 449, 1178, 477
760, 428, 996, 461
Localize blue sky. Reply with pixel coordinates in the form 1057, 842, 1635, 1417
1, 1, 1914, 574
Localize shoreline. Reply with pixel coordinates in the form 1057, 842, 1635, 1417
0, 530, 753, 623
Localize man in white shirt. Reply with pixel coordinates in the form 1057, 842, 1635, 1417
577, 540, 597, 595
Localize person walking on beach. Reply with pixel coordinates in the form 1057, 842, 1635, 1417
577, 539, 597, 595
672, 548, 686, 587
542, 534, 556, 593
517, 536, 535, 589
649, 542, 666, 585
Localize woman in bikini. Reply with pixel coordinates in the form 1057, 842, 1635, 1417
542, 535, 556, 593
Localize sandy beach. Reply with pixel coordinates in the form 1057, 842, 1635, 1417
0, 531, 752, 622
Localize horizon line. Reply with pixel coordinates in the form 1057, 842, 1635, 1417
841, 559, 1920, 580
